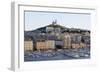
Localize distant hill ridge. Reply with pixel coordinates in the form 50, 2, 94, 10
25, 20, 90, 33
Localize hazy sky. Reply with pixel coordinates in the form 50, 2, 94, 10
25, 11, 91, 31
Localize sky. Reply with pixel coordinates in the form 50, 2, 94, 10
24, 11, 91, 31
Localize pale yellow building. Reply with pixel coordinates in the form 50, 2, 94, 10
62, 32, 71, 49
79, 43, 86, 48
24, 36, 33, 52
24, 40, 33, 51
36, 40, 55, 50
71, 43, 80, 49
45, 40, 55, 49
36, 41, 46, 50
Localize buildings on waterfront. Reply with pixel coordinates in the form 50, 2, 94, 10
24, 20, 90, 52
